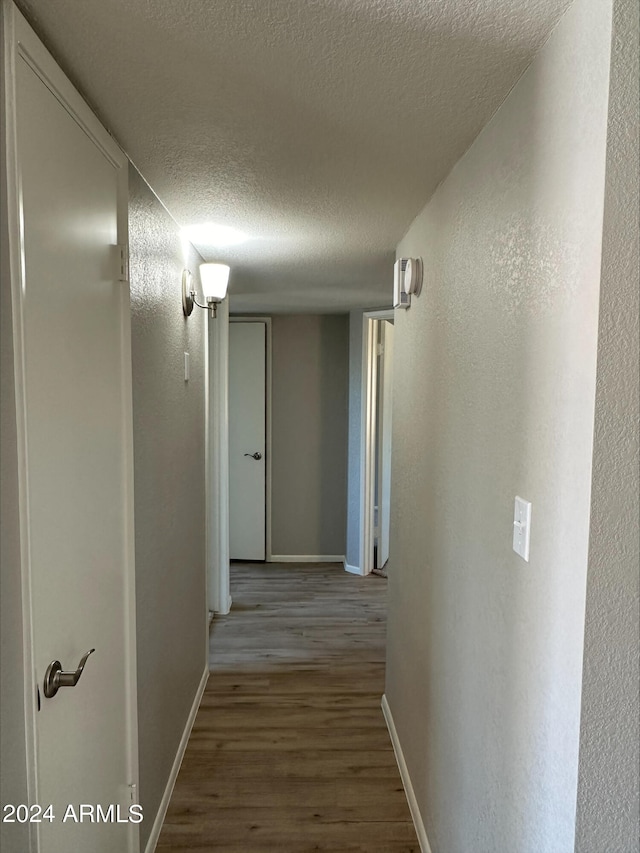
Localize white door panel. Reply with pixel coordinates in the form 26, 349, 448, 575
15, 45, 137, 853
229, 322, 266, 560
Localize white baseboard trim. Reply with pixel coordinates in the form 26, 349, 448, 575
343, 559, 364, 576
145, 665, 209, 853
269, 555, 345, 563
381, 694, 432, 853
215, 595, 232, 616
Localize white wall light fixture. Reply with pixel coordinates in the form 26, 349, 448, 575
182, 263, 230, 319
393, 257, 423, 309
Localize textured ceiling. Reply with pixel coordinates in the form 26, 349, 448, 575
17, 0, 571, 312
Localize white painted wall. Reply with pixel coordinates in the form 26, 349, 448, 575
385, 0, 613, 849
575, 0, 640, 847
129, 166, 208, 851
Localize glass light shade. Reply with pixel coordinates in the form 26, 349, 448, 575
199, 263, 230, 300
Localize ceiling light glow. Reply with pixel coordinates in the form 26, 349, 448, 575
181, 223, 249, 247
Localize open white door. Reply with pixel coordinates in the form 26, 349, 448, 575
6, 8, 138, 852
228, 321, 267, 560
376, 321, 395, 569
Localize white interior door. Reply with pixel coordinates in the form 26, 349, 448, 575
229, 322, 266, 560
377, 321, 394, 569
11, 16, 138, 853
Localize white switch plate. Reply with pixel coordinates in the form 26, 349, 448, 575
513, 496, 532, 562
184, 352, 190, 382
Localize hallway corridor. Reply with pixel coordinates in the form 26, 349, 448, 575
156, 563, 418, 852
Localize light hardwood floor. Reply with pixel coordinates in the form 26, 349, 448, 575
156, 562, 419, 852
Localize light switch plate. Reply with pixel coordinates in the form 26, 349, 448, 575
513, 496, 532, 561
184, 352, 190, 382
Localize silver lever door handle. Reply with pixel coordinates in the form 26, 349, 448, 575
43, 648, 95, 699
244, 452, 262, 460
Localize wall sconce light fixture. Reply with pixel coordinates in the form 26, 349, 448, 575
393, 257, 423, 309
182, 263, 230, 319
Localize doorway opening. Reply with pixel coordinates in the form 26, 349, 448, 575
360, 309, 395, 577
228, 318, 272, 562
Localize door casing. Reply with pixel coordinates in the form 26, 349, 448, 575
358, 309, 395, 576
376, 319, 394, 569
207, 299, 231, 615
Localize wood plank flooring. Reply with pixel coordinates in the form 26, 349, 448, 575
156, 562, 418, 852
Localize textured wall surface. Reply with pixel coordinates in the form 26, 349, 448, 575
271, 315, 349, 557
345, 310, 364, 569
575, 0, 640, 847
385, 0, 613, 850
129, 166, 207, 850
0, 19, 30, 844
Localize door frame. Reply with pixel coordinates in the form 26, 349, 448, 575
228, 316, 273, 562
3, 6, 139, 850
376, 319, 394, 569
359, 309, 395, 576
207, 299, 231, 615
